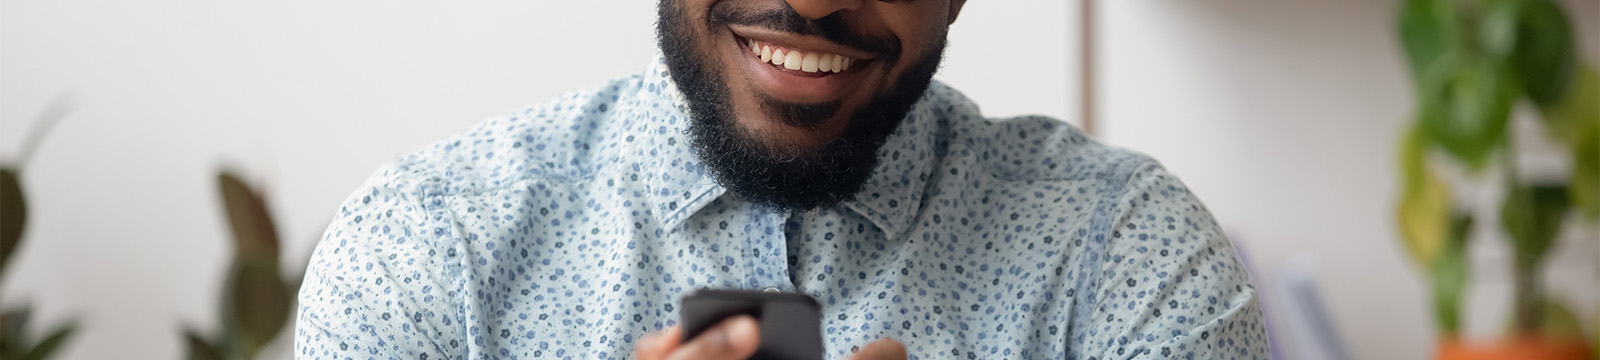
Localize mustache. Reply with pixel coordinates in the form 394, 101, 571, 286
705, 2, 900, 61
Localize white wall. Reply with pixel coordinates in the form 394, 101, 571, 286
1097, 0, 1600, 359
0, 1, 1076, 359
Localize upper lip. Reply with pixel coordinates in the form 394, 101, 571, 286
727, 24, 879, 60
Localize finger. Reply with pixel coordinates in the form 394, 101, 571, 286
664, 315, 760, 360
849, 338, 907, 360
636, 326, 683, 360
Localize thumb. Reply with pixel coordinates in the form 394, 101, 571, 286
849, 338, 906, 360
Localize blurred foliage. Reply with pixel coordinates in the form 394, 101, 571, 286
182, 172, 299, 360
1, 95, 78, 360
1547, 64, 1600, 217
1398, 124, 1454, 268
2, 308, 76, 360
2, 92, 302, 359
0, 170, 75, 360
1, 169, 24, 271
1, 171, 78, 359
1, 168, 26, 275
1500, 184, 1569, 271
1430, 213, 1473, 334
1395, 0, 1599, 342
1501, 300, 1589, 342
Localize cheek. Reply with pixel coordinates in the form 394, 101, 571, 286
678, 0, 724, 53
875, 6, 950, 81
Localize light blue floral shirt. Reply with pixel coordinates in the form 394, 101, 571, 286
294, 57, 1267, 360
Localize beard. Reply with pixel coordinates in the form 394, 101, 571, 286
656, 0, 946, 212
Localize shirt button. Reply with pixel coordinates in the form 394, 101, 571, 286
762, 287, 780, 293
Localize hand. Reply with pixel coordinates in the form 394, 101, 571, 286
635, 315, 906, 360
847, 338, 907, 360
636, 315, 760, 360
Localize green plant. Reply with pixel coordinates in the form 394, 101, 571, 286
181, 171, 300, 360
1, 95, 78, 360
1395, 0, 1598, 342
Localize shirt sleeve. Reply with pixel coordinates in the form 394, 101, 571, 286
1071, 163, 1269, 359
294, 173, 467, 360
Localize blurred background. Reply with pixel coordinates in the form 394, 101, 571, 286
1, 1, 1596, 359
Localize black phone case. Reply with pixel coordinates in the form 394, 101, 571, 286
680, 288, 824, 360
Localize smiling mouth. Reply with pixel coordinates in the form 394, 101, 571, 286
735, 35, 864, 78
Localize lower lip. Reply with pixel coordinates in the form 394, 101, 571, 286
733, 34, 864, 104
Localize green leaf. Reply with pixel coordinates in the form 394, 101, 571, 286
183, 328, 225, 360
218, 172, 279, 263
1399, 0, 1463, 81
1479, 0, 1521, 64
1540, 63, 1600, 144
224, 260, 291, 355
1431, 213, 1473, 334
1503, 299, 1588, 340
3, 308, 32, 344
1397, 124, 1453, 268
1, 167, 27, 275
2, 308, 33, 359
1574, 134, 1600, 219
1535, 63, 1600, 218
1500, 184, 1570, 268
1507, 0, 1575, 106
1418, 54, 1518, 169
21, 323, 73, 360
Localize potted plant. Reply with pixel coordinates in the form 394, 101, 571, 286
1394, 0, 1598, 358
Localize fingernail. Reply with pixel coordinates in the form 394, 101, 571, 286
710, 315, 758, 349
726, 315, 757, 343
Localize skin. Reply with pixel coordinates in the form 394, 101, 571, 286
691, 0, 966, 153
644, 0, 966, 358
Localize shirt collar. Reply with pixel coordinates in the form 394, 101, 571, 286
636, 56, 726, 229
634, 55, 945, 238
838, 86, 944, 240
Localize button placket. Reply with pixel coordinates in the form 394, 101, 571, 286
744, 210, 793, 292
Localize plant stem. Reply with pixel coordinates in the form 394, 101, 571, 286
1500, 120, 1541, 334
1512, 259, 1541, 332
15, 93, 75, 170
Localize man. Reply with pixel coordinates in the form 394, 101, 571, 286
294, 0, 1268, 359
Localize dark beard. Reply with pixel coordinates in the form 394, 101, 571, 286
656, 0, 945, 212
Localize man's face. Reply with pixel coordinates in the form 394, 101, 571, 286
658, 0, 965, 211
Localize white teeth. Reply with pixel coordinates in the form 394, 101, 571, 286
749, 39, 855, 73
783, 50, 802, 70
800, 52, 819, 72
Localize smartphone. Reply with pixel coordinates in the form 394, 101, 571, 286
679, 288, 824, 360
